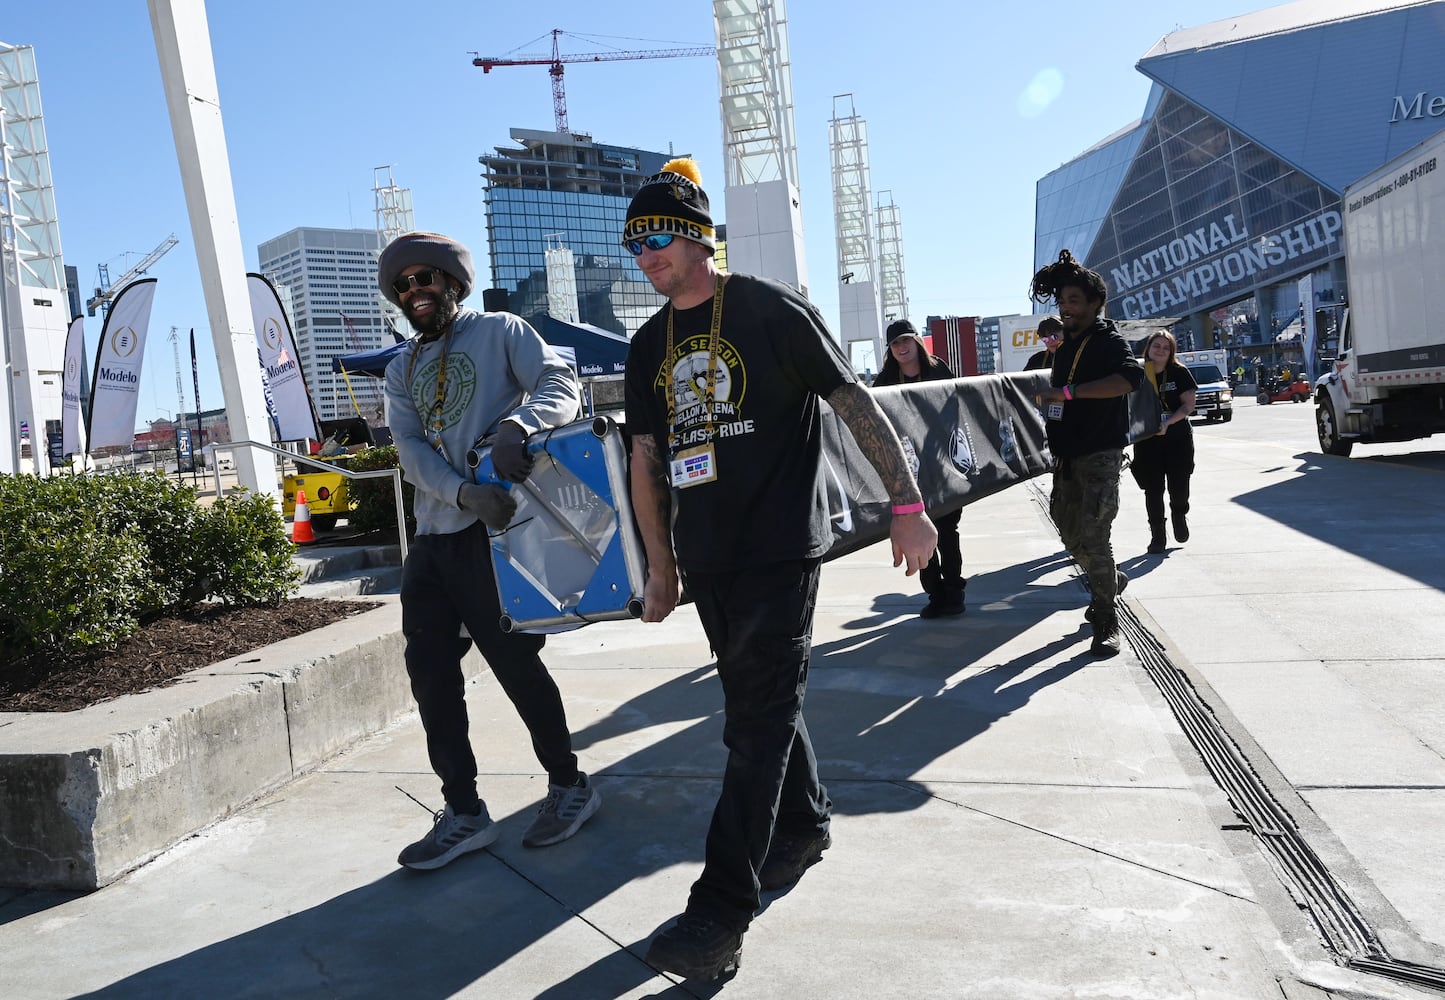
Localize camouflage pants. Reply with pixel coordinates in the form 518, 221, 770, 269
1050, 450, 1122, 605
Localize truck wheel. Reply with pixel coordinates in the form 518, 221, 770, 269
311, 514, 338, 532
1222, 411, 1233, 423
1316, 397, 1353, 457
1256, 391, 1271, 405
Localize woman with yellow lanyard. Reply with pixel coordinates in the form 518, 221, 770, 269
1131, 330, 1198, 554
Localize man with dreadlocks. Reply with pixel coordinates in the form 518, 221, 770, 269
1030, 250, 1144, 656
379, 232, 599, 871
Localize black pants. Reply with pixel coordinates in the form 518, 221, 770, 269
682, 558, 831, 933
401, 522, 578, 812
920, 508, 965, 598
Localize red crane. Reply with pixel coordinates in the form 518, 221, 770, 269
472, 29, 714, 135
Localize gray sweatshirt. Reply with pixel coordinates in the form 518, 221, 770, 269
383, 309, 580, 535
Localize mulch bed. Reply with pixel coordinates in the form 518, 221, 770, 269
0, 599, 378, 713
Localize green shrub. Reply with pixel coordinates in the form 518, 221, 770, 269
346, 445, 416, 536
191, 490, 301, 606
0, 476, 152, 657
0, 472, 301, 661
77, 472, 205, 610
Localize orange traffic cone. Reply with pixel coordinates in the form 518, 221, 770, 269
291, 489, 317, 545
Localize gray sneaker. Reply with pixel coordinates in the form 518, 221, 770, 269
522, 773, 601, 848
398, 804, 498, 870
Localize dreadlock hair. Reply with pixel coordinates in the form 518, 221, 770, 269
1029, 249, 1108, 309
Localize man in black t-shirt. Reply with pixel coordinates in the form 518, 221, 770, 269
622, 159, 937, 981
1030, 250, 1144, 656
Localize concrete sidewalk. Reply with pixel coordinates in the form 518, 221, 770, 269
2, 412, 1442, 998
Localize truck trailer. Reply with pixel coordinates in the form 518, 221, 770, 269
1316, 129, 1445, 456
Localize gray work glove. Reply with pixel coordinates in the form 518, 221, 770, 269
457, 482, 517, 531
491, 421, 534, 484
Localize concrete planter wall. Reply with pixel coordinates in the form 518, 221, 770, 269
0, 600, 470, 891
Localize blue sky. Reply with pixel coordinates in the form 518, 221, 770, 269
5, 0, 1272, 429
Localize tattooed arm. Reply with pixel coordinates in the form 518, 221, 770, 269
629, 433, 681, 622
825, 382, 938, 576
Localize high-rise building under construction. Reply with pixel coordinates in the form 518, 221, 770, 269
478, 128, 675, 338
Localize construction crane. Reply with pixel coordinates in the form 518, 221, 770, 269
166, 326, 186, 425
86, 233, 180, 317
472, 29, 714, 135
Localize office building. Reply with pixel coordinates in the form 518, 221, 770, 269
480, 129, 674, 337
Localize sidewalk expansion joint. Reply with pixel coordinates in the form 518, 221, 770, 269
888, 779, 1257, 903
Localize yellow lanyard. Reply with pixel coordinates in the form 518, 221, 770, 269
1064, 333, 1093, 385
406, 323, 457, 463
1145, 363, 1167, 406
663, 274, 726, 455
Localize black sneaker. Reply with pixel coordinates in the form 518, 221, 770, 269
645, 914, 743, 981
759, 828, 832, 890
397, 804, 498, 871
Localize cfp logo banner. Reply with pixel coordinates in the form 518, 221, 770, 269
261, 318, 284, 352
110, 326, 140, 359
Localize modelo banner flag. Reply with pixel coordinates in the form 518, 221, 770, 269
87, 278, 157, 450
247, 272, 319, 441
61, 315, 87, 457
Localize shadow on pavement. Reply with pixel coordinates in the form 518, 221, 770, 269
72, 552, 1094, 997
1235, 452, 1445, 590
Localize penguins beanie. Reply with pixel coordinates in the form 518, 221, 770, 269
622, 158, 716, 250
377, 232, 475, 307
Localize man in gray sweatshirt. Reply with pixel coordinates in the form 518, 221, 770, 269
379, 232, 598, 870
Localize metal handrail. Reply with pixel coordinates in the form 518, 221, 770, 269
208, 440, 409, 562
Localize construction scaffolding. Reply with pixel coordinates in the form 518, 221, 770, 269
876, 190, 908, 328
829, 93, 880, 372
713, 0, 808, 293
1, 41, 69, 476
373, 165, 413, 339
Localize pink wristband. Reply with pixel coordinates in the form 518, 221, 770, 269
1062, 384, 1073, 401
892, 501, 925, 515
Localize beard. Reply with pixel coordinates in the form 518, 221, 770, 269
405, 286, 461, 341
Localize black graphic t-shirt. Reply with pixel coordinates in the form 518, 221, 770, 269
624, 273, 856, 573
1153, 363, 1197, 417
1142, 361, 1198, 447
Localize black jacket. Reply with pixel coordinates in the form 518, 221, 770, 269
1047, 318, 1144, 459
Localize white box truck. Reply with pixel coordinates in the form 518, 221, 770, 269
1316, 129, 1445, 456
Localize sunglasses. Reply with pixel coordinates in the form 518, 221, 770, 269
624, 233, 676, 256
391, 268, 445, 297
